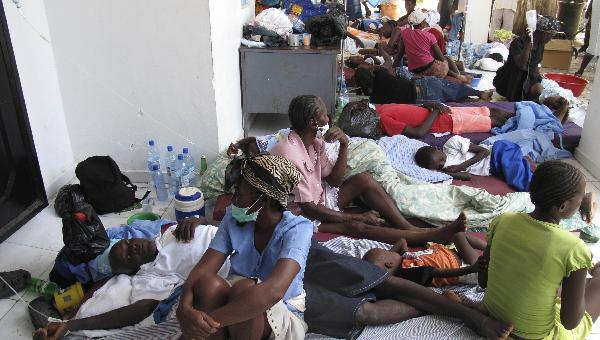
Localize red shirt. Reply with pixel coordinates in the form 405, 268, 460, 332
424, 27, 446, 55
377, 104, 453, 136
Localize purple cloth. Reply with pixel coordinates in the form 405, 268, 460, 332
416, 102, 582, 152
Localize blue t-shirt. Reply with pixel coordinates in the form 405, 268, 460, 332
209, 207, 313, 310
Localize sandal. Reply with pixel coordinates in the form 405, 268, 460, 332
28, 296, 63, 329
0, 269, 31, 299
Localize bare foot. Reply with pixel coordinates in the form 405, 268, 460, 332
442, 290, 462, 304
459, 74, 474, 84
475, 316, 513, 340
479, 90, 494, 101
435, 212, 467, 244
580, 192, 596, 224
397, 238, 409, 254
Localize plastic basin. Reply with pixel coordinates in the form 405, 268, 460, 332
544, 73, 589, 97
471, 74, 482, 88
127, 212, 160, 225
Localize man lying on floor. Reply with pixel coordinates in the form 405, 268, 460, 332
33, 218, 230, 339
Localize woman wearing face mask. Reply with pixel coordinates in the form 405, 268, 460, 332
176, 154, 313, 340
269, 95, 468, 246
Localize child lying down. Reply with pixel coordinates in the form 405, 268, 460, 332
362, 215, 486, 288
415, 135, 534, 191
34, 218, 229, 340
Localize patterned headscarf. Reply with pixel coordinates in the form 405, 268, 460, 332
226, 154, 300, 208
537, 15, 561, 34
408, 10, 427, 26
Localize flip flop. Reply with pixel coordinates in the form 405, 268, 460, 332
28, 296, 63, 330
0, 269, 31, 299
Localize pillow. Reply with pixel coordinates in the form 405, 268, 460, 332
376, 135, 452, 183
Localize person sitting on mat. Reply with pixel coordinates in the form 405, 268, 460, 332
479, 161, 600, 339
377, 96, 570, 138
269, 95, 468, 246
414, 135, 534, 191
363, 225, 487, 288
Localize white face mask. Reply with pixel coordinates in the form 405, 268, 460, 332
316, 123, 330, 139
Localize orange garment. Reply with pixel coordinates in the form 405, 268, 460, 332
401, 243, 460, 287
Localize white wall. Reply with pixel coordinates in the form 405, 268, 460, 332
575, 0, 600, 179
209, 0, 255, 150
463, 0, 492, 45
44, 0, 220, 181
2, 0, 75, 197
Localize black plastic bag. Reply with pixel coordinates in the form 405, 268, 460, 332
62, 203, 109, 265
54, 184, 88, 218
305, 4, 347, 46
338, 99, 383, 139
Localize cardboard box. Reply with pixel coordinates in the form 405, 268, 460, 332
541, 39, 573, 70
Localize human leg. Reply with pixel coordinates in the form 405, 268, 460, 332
489, 108, 514, 127
489, 9, 503, 41
227, 279, 271, 340
338, 172, 419, 230
439, 78, 481, 101
355, 299, 424, 325
501, 9, 515, 33
490, 140, 534, 192
576, 53, 595, 77
452, 232, 480, 265
373, 276, 513, 338
318, 213, 466, 246
191, 275, 231, 340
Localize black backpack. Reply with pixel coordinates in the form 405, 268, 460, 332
75, 156, 149, 214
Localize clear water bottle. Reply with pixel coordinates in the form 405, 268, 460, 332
146, 140, 160, 186
26, 278, 59, 297
171, 154, 185, 191
151, 164, 168, 202
164, 145, 177, 194
181, 148, 195, 187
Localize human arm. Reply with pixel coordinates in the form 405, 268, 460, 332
512, 36, 533, 71
431, 43, 445, 62
443, 143, 490, 173
362, 1, 372, 18
402, 103, 449, 138
392, 38, 405, 68
478, 245, 490, 288
34, 300, 160, 339
323, 127, 349, 188
346, 30, 366, 48
560, 268, 588, 329
443, 171, 472, 181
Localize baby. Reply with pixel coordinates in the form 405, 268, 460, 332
414, 135, 533, 192
362, 218, 485, 288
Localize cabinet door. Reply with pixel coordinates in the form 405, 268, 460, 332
0, 4, 47, 242
241, 51, 336, 116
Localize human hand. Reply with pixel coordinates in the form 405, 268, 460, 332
227, 143, 240, 157
177, 304, 220, 339
33, 322, 69, 340
444, 164, 466, 173
324, 126, 349, 146
473, 255, 488, 273
356, 210, 385, 226
422, 102, 450, 114
174, 216, 208, 242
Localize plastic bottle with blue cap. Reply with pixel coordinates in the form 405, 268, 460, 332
182, 148, 195, 187
164, 145, 177, 195
151, 164, 168, 202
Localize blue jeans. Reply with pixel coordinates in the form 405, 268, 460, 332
414, 76, 480, 104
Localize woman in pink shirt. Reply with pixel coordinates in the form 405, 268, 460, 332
269, 95, 468, 246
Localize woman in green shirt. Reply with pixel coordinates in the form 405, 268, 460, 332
480, 161, 600, 339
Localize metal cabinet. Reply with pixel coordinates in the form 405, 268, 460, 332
240, 45, 338, 136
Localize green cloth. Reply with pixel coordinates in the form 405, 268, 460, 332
199, 138, 597, 235
483, 213, 594, 339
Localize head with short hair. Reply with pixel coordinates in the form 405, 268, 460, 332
288, 95, 328, 133
354, 67, 375, 96
529, 161, 586, 218
109, 238, 158, 275
405, 0, 417, 13
380, 20, 396, 38
363, 248, 402, 273
414, 146, 446, 170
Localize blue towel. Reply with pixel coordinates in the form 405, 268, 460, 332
491, 101, 564, 137
490, 141, 534, 192
483, 130, 571, 163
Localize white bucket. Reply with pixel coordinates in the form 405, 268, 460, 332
174, 187, 205, 221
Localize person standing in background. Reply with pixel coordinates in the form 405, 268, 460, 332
488, 0, 518, 42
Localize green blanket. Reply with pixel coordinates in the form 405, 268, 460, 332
200, 139, 597, 235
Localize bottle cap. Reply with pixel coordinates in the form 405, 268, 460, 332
167, 145, 173, 151
178, 154, 184, 160
148, 140, 155, 146
183, 147, 189, 154
152, 164, 160, 171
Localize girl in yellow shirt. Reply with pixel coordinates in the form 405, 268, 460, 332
481, 160, 599, 339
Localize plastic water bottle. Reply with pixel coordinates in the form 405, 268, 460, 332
181, 148, 195, 187
171, 154, 185, 191
146, 140, 160, 186
26, 278, 59, 297
151, 164, 168, 201
164, 145, 177, 194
